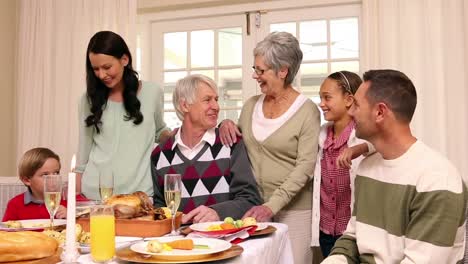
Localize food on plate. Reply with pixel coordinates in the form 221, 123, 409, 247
42, 230, 65, 245
104, 191, 167, 220
79, 230, 91, 244
166, 239, 194, 250
160, 207, 172, 218
242, 217, 257, 227
43, 223, 90, 245
220, 223, 236, 230
217, 217, 257, 229
61, 223, 83, 241
146, 239, 203, 253
223, 217, 234, 224
207, 224, 222, 231
147, 240, 164, 253
0, 231, 58, 262
3, 220, 22, 229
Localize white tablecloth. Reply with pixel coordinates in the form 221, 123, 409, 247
76, 222, 293, 264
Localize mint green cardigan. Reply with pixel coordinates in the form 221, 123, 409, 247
76, 81, 168, 200
238, 95, 320, 214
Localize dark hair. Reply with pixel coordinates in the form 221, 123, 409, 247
363, 69, 417, 122
85, 31, 142, 133
327, 71, 362, 95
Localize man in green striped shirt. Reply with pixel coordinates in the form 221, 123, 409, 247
322, 69, 466, 264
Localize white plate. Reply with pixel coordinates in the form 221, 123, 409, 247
190, 221, 266, 232
130, 237, 231, 257
76, 201, 98, 217
79, 236, 141, 253
255, 223, 268, 231
0, 219, 67, 231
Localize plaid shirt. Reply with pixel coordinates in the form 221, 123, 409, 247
319, 121, 355, 236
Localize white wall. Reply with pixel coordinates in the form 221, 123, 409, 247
0, 0, 17, 176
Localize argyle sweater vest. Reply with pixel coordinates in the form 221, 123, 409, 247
151, 131, 239, 214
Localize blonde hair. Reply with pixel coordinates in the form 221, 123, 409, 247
18, 148, 61, 180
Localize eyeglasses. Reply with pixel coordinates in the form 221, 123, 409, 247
251, 66, 270, 76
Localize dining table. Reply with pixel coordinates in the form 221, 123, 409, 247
76, 222, 294, 264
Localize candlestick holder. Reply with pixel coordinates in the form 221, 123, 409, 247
60, 242, 80, 263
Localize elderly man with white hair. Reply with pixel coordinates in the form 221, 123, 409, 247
151, 74, 263, 224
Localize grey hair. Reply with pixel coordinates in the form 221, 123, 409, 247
254, 31, 303, 87
173, 74, 218, 121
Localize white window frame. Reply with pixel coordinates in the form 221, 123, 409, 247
137, 0, 362, 124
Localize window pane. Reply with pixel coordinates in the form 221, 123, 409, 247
191, 30, 214, 68
330, 61, 359, 73
219, 28, 242, 66
190, 70, 214, 80
218, 109, 241, 123
300, 63, 327, 96
270, 23, 296, 36
330, 18, 359, 59
218, 68, 242, 105
164, 71, 187, 84
163, 71, 187, 111
164, 32, 187, 69
164, 111, 182, 130
300, 20, 327, 61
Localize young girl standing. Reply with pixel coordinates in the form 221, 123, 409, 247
311, 71, 373, 258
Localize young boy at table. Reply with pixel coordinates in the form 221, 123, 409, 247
2, 147, 67, 221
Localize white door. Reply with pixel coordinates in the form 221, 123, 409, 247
139, 3, 361, 128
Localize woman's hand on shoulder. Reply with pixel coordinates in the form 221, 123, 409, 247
219, 119, 241, 146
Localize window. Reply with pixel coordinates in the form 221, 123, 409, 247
137, 3, 361, 128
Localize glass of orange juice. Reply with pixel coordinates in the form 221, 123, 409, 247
90, 204, 115, 263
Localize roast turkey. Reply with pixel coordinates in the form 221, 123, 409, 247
104, 191, 166, 220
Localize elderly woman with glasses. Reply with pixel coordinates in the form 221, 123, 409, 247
220, 31, 320, 263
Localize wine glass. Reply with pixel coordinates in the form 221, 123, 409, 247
99, 167, 114, 203
164, 174, 182, 235
43, 174, 62, 228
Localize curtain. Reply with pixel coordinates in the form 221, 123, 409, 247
361, 0, 468, 182
16, 0, 137, 173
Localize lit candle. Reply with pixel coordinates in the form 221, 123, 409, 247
64, 154, 78, 261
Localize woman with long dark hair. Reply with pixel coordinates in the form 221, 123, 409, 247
76, 31, 171, 200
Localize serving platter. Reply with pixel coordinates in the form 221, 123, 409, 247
3, 248, 61, 264
116, 243, 243, 263
77, 212, 182, 237
0, 219, 67, 231
131, 237, 231, 260
190, 221, 268, 232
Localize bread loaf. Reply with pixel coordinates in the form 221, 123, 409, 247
0, 231, 58, 262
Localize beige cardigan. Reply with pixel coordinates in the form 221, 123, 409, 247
238, 95, 320, 214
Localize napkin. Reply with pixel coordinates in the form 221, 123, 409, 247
187, 225, 258, 244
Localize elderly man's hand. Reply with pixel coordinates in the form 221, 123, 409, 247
219, 119, 241, 146
182, 205, 220, 224
242, 205, 273, 222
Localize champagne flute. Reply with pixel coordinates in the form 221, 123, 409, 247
99, 167, 114, 203
43, 174, 62, 228
164, 174, 182, 235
